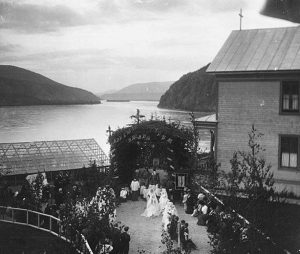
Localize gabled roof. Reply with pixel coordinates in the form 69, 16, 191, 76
0, 139, 109, 175
207, 26, 300, 73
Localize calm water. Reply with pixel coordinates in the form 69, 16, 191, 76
0, 101, 211, 154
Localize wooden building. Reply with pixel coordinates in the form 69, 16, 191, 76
207, 26, 300, 195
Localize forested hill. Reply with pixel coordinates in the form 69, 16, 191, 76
0, 65, 100, 106
158, 64, 216, 112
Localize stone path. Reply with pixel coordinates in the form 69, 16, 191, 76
116, 199, 211, 253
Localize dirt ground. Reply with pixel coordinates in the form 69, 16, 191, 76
116, 199, 211, 254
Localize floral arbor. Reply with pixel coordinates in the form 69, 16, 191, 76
109, 120, 194, 183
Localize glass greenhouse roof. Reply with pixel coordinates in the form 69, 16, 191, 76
0, 139, 109, 175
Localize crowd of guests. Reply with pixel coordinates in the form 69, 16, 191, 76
182, 187, 225, 230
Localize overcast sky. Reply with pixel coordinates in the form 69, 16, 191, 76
0, 0, 295, 93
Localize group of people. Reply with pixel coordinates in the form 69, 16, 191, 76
141, 184, 171, 217
182, 188, 218, 228
119, 168, 163, 204
95, 225, 131, 254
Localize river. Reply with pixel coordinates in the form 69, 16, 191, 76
0, 101, 211, 154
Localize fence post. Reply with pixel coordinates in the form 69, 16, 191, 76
12, 209, 14, 223
178, 221, 181, 249
26, 210, 29, 224
38, 213, 40, 227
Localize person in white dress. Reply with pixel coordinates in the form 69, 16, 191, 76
141, 188, 160, 217
159, 188, 169, 213
162, 201, 178, 229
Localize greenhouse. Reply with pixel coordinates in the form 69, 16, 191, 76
0, 139, 109, 176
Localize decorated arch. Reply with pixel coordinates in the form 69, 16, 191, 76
109, 120, 193, 183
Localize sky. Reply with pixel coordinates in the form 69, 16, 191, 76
0, 0, 296, 93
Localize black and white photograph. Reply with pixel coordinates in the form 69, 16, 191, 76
0, 0, 300, 253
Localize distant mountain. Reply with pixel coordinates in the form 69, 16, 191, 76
158, 64, 216, 112
100, 81, 173, 101
0, 65, 100, 106
96, 89, 117, 97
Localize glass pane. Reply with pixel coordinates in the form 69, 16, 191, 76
281, 153, 290, 167
290, 137, 298, 153
281, 137, 290, 153
292, 94, 299, 110
290, 153, 298, 167
283, 95, 290, 110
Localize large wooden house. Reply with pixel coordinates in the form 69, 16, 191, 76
207, 26, 300, 195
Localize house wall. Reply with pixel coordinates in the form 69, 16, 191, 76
217, 80, 300, 194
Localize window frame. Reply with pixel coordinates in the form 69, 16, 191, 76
279, 134, 300, 171
280, 80, 300, 115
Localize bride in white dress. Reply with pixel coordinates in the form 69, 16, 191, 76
141, 187, 160, 217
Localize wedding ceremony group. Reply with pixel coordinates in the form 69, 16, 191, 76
1, 114, 300, 254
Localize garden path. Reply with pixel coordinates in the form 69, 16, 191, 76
116, 199, 211, 254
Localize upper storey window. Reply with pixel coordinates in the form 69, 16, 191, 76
281, 81, 299, 113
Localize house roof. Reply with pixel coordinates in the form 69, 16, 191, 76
195, 114, 217, 129
195, 114, 216, 123
0, 139, 109, 176
207, 26, 300, 73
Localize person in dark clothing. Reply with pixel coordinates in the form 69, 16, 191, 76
55, 188, 64, 207
182, 223, 197, 254
165, 178, 175, 202
179, 220, 186, 249
185, 191, 194, 214
169, 215, 179, 242
111, 224, 121, 254
120, 226, 130, 254
149, 169, 160, 185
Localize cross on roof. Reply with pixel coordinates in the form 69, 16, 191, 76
239, 8, 243, 30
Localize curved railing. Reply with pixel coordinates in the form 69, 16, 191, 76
0, 206, 93, 254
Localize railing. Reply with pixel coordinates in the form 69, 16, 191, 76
0, 206, 93, 254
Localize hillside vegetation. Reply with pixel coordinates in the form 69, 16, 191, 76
0, 65, 100, 106
99, 81, 173, 101
158, 64, 216, 112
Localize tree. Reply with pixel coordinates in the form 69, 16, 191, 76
60, 186, 119, 252
226, 125, 274, 226
208, 125, 280, 254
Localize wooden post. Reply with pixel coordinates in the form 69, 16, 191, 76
26, 210, 29, 224
49, 217, 52, 231
12, 209, 14, 223
178, 221, 181, 248
38, 213, 40, 227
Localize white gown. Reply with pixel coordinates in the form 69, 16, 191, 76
159, 188, 169, 213
162, 201, 178, 229
141, 189, 160, 217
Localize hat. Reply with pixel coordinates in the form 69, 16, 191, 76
198, 193, 205, 200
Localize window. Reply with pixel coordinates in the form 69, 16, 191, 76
281, 81, 299, 113
280, 136, 299, 168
